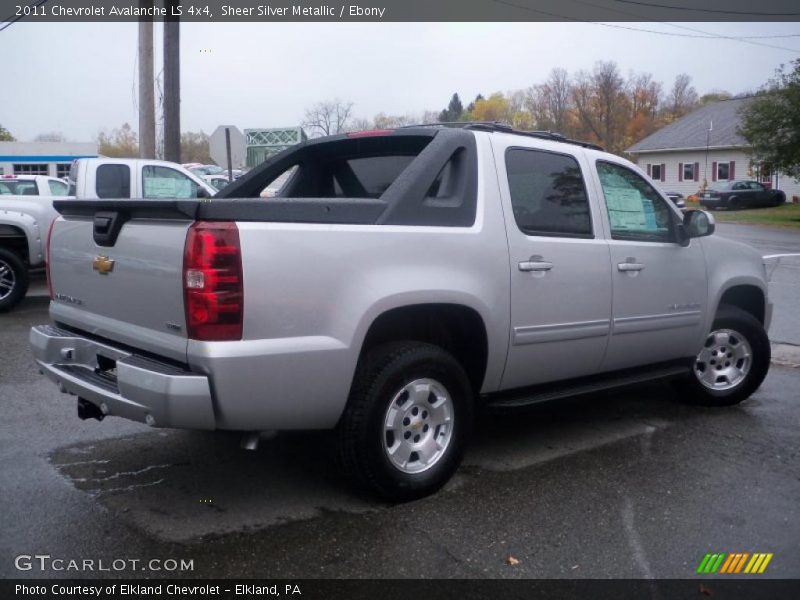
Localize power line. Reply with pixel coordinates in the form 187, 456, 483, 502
0, 0, 49, 33
610, 0, 800, 17
568, 0, 800, 53
486, 1, 800, 54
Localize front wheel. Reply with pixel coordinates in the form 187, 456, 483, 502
0, 248, 29, 312
336, 342, 473, 501
675, 306, 770, 406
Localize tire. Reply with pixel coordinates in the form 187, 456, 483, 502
336, 342, 474, 501
727, 196, 741, 210
674, 305, 770, 406
772, 193, 785, 207
0, 248, 29, 312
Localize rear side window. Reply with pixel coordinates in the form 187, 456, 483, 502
48, 180, 68, 195
505, 148, 592, 237
96, 164, 131, 199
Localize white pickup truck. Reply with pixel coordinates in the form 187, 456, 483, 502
0, 175, 67, 310
31, 124, 772, 500
0, 160, 216, 311
68, 158, 215, 200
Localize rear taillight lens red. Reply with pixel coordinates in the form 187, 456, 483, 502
46, 218, 57, 300
183, 221, 243, 341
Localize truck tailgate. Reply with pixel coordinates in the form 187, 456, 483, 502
48, 215, 191, 363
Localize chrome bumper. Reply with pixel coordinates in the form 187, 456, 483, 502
30, 325, 216, 430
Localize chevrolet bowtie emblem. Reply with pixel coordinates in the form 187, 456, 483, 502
93, 255, 115, 274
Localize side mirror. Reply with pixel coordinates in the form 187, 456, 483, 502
197, 187, 210, 199
683, 209, 715, 240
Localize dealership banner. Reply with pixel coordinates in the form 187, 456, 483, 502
4, 579, 800, 599
1, 0, 799, 22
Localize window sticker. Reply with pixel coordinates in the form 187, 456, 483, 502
144, 177, 192, 198
604, 187, 646, 230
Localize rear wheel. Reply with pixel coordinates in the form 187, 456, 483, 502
336, 342, 473, 501
675, 306, 770, 406
727, 196, 741, 210
0, 248, 29, 312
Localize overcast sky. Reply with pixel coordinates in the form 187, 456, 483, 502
1, 21, 799, 142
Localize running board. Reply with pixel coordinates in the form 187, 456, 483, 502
484, 362, 691, 410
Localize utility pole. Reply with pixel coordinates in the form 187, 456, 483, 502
704, 120, 712, 191
137, 2, 155, 159
163, 1, 180, 163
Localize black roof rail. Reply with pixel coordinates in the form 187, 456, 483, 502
399, 121, 604, 151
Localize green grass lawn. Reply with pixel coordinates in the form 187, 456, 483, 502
686, 200, 800, 229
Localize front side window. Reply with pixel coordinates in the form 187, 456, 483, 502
142, 166, 199, 199
747, 181, 764, 191
505, 148, 592, 237
597, 160, 675, 243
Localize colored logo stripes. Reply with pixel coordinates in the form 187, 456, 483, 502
697, 553, 773, 574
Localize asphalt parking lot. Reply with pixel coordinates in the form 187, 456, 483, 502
1, 223, 798, 580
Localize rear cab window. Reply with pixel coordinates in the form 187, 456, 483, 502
273, 136, 432, 199
219, 130, 479, 227
0, 179, 39, 196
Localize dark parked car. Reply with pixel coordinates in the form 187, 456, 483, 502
699, 180, 785, 210
663, 191, 686, 210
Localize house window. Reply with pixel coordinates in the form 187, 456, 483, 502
650, 164, 662, 181
13, 163, 48, 176
717, 162, 730, 180
56, 163, 72, 179
682, 163, 695, 181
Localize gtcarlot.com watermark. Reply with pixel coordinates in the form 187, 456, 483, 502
14, 554, 194, 573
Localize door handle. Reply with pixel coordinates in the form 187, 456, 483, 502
617, 261, 644, 272
519, 260, 554, 272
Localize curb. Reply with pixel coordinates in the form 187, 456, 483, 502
771, 343, 800, 368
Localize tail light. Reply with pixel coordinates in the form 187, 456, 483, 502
46, 218, 57, 300
183, 221, 243, 341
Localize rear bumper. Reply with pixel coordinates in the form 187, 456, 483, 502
30, 324, 216, 430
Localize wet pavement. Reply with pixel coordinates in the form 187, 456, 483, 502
1, 224, 799, 579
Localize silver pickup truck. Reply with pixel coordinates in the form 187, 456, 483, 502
31, 124, 771, 500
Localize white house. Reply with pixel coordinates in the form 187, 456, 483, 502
0, 141, 98, 179
627, 97, 800, 200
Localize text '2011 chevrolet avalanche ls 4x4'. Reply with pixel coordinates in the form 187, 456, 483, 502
31, 124, 771, 500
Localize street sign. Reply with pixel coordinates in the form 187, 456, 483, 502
209, 125, 246, 169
